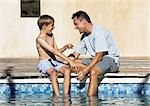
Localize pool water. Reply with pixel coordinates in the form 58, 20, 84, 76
0, 83, 150, 106
0, 93, 149, 106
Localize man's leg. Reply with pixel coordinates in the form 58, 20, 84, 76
88, 96, 99, 106
88, 57, 117, 96
59, 66, 71, 96
88, 67, 101, 96
73, 63, 89, 89
47, 68, 60, 96
74, 63, 101, 96
72, 61, 102, 96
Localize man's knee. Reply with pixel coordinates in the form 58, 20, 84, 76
90, 68, 101, 78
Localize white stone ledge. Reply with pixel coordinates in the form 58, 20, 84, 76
0, 77, 149, 84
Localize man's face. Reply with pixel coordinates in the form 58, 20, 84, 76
73, 17, 85, 34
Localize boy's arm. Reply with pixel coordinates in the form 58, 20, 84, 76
53, 37, 73, 53
57, 43, 73, 53
36, 37, 77, 68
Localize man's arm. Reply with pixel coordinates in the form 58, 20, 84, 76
84, 52, 103, 73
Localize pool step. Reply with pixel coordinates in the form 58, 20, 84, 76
0, 57, 150, 78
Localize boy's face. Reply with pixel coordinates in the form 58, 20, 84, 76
45, 22, 55, 34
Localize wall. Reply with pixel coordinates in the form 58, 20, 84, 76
0, 0, 149, 58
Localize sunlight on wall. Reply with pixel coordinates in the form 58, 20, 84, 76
0, 0, 149, 58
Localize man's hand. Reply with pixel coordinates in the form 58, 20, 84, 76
77, 69, 87, 81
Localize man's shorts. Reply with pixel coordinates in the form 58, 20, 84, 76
81, 56, 119, 74
37, 59, 66, 74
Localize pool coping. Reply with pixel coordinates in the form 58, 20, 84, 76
0, 76, 149, 84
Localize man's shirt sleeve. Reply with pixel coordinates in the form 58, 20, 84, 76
75, 40, 87, 54
95, 31, 108, 53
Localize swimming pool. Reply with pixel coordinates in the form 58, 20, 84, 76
0, 93, 149, 106
0, 79, 150, 106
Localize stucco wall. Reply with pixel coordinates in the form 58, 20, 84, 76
0, 0, 149, 58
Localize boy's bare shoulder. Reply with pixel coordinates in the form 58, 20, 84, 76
36, 35, 41, 40
36, 36, 41, 43
36, 34, 45, 42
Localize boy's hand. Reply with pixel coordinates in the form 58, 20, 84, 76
65, 43, 73, 49
64, 56, 75, 65
68, 60, 78, 70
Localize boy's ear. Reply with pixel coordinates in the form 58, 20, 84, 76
42, 24, 46, 30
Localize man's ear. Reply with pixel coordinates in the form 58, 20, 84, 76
82, 19, 86, 25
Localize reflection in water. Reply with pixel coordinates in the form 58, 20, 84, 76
4, 66, 16, 104
50, 95, 100, 106
51, 95, 72, 106
0, 93, 149, 106
140, 73, 150, 106
88, 96, 99, 106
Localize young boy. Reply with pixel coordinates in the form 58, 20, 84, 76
36, 15, 77, 96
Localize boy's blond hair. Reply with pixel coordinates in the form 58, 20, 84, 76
37, 15, 54, 30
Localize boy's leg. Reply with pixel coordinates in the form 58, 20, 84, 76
59, 66, 71, 96
47, 68, 60, 96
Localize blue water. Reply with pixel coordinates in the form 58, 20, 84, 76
0, 83, 150, 105
0, 93, 149, 106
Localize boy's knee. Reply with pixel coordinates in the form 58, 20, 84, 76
47, 69, 57, 77
65, 68, 71, 74
63, 67, 71, 76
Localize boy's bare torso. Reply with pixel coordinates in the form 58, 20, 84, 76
36, 34, 56, 60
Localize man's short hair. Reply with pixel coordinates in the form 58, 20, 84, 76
72, 11, 91, 23
37, 15, 54, 30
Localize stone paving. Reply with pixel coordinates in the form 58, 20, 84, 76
0, 57, 150, 78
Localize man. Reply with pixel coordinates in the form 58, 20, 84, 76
71, 11, 120, 96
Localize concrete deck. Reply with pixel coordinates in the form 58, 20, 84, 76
0, 57, 150, 78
